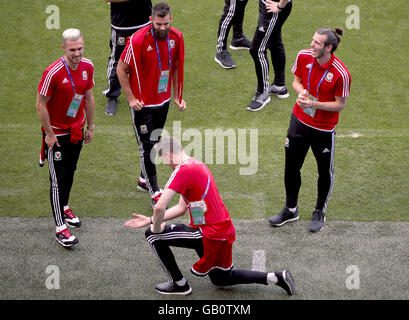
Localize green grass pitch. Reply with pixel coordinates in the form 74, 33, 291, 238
0, 0, 409, 304
0, 0, 407, 221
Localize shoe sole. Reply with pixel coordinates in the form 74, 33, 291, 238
214, 57, 236, 69
229, 45, 250, 50
104, 111, 116, 116
56, 237, 78, 248
283, 270, 295, 295
269, 215, 299, 227
155, 287, 192, 296
66, 222, 81, 228
272, 92, 290, 99
246, 96, 271, 112
65, 219, 81, 228
64, 219, 82, 228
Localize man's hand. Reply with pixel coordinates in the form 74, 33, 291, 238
84, 127, 94, 144
296, 89, 313, 109
124, 213, 151, 228
129, 97, 144, 111
45, 131, 60, 151
174, 98, 186, 111
266, 0, 281, 13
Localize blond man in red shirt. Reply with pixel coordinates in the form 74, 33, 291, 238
36, 28, 95, 247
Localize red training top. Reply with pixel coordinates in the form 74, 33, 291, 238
37, 57, 94, 135
291, 49, 351, 131
165, 158, 236, 243
120, 24, 184, 108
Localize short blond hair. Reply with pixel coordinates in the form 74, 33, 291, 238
62, 28, 83, 45
155, 136, 183, 158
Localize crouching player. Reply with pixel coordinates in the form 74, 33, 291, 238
125, 136, 295, 296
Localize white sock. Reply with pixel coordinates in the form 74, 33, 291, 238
56, 224, 67, 233
175, 278, 187, 286
64, 205, 69, 211
267, 272, 278, 284
288, 206, 297, 213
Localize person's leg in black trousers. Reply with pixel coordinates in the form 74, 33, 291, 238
131, 103, 170, 197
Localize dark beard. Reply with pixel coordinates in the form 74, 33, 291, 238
153, 27, 170, 40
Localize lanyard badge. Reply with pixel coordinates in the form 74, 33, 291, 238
151, 28, 171, 94
61, 58, 83, 118
305, 62, 332, 118
190, 166, 210, 226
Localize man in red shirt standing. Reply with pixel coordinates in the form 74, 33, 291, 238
36, 28, 95, 247
268, 27, 351, 232
125, 136, 295, 296
117, 2, 186, 208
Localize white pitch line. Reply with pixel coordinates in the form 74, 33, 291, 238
337, 132, 362, 138
251, 250, 266, 272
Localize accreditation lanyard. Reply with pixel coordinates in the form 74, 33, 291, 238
61, 57, 76, 93
61, 57, 84, 118
188, 164, 210, 226
151, 28, 171, 71
307, 61, 332, 100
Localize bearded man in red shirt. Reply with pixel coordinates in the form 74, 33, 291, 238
117, 2, 186, 209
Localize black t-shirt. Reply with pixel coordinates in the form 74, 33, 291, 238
110, 0, 152, 29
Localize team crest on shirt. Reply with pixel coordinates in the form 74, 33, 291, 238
54, 151, 62, 161
82, 71, 88, 80
170, 39, 175, 48
325, 72, 334, 82
140, 124, 148, 134
117, 36, 125, 46
284, 137, 290, 148
306, 63, 312, 69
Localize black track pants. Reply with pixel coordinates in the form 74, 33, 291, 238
216, 0, 249, 53
45, 134, 82, 227
131, 102, 170, 195
284, 114, 335, 213
145, 224, 268, 286
249, 1, 292, 93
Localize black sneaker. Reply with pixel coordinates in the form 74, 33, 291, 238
269, 84, 290, 99
56, 228, 78, 248
246, 92, 271, 112
104, 98, 118, 116
275, 270, 295, 295
309, 209, 326, 233
230, 36, 251, 50
136, 177, 149, 193
268, 207, 299, 227
215, 50, 236, 69
155, 281, 192, 296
